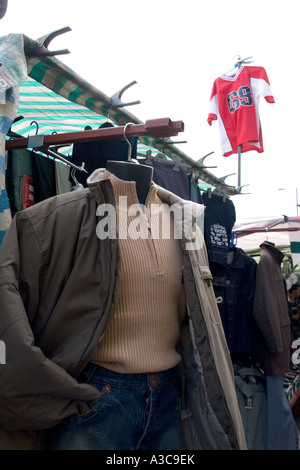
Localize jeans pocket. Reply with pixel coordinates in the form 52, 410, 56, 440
63, 385, 109, 428
62, 365, 111, 428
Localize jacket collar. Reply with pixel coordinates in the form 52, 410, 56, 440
86, 168, 205, 221
260, 241, 284, 264
229, 248, 245, 269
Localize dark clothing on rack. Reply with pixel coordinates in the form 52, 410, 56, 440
189, 177, 203, 204
252, 242, 291, 376
6, 149, 34, 217
266, 374, 298, 450
203, 192, 236, 266
151, 159, 190, 200
32, 153, 56, 204
210, 247, 260, 365
234, 365, 267, 450
6, 150, 72, 215
70, 123, 138, 187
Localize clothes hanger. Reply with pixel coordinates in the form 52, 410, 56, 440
70, 167, 84, 191
26, 121, 87, 174
46, 147, 87, 173
160, 137, 189, 172
212, 188, 228, 202
222, 55, 254, 77
264, 228, 275, 246
205, 187, 227, 202
141, 147, 191, 173
105, 123, 154, 205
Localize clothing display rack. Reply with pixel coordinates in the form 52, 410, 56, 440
140, 149, 192, 171
6, 118, 185, 151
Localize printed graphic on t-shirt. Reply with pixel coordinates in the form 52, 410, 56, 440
210, 223, 228, 248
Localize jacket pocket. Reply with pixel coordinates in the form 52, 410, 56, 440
197, 264, 213, 287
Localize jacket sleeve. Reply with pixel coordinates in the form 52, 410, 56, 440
252, 257, 286, 353
0, 212, 100, 431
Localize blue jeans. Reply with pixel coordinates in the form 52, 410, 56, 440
45, 363, 183, 450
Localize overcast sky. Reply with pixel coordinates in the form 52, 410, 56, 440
1, 0, 299, 221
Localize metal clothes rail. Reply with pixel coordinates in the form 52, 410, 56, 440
6, 118, 185, 151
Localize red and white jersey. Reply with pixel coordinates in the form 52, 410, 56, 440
207, 66, 275, 157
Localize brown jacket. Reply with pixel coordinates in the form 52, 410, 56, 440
0, 173, 246, 450
252, 241, 291, 375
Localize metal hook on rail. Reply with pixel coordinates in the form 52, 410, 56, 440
30, 120, 39, 135
27, 26, 72, 57
27, 121, 44, 148
161, 137, 187, 153
236, 184, 251, 195
110, 81, 141, 108
218, 173, 236, 185
197, 152, 217, 169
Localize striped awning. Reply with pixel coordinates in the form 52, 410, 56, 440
15, 78, 109, 135
11, 77, 157, 159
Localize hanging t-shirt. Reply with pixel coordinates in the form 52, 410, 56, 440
203, 191, 236, 265
207, 66, 275, 157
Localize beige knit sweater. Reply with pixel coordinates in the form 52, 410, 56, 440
91, 171, 186, 373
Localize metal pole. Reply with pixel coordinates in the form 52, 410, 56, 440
237, 145, 241, 187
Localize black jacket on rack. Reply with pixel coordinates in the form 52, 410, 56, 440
70, 123, 138, 187
210, 247, 261, 365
